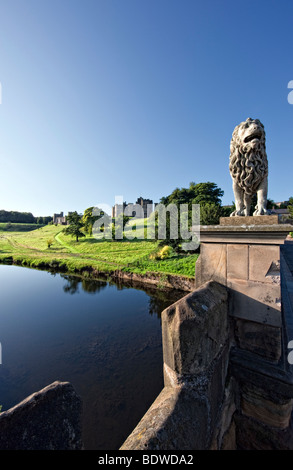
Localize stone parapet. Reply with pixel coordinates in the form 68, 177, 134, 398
120, 281, 231, 450
121, 221, 293, 451
162, 281, 228, 376
0, 381, 82, 450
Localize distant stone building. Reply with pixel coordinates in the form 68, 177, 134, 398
271, 208, 289, 214
136, 197, 153, 218
274, 201, 289, 207
112, 197, 154, 219
53, 212, 67, 225
112, 202, 128, 218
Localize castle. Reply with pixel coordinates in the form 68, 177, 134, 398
112, 197, 154, 219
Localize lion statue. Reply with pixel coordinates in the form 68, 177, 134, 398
229, 117, 269, 217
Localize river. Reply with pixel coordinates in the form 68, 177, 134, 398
0, 264, 184, 450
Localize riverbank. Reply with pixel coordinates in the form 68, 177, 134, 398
0, 225, 197, 291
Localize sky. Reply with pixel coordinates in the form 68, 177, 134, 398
0, 0, 292, 217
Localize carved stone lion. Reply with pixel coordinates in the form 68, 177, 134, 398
229, 117, 269, 216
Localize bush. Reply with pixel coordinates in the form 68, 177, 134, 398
159, 245, 173, 259
47, 239, 54, 249
149, 245, 173, 260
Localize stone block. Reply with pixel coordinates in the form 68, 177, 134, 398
0, 381, 82, 450
220, 215, 280, 226
196, 244, 227, 287
227, 244, 248, 280
220, 421, 236, 450
234, 318, 281, 362
194, 253, 202, 288
235, 413, 293, 450
162, 281, 228, 375
121, 342, 230, 451
120, 385, 212, 450
249, 244, 280, 283
241, 392, 293, 429
198, 224, 293, 245
228, 279, 282, 326
209, 376, 237, 450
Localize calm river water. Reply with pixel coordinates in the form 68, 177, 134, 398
0, 265, 184, 450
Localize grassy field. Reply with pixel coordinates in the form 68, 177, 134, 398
0, 223, 198, 279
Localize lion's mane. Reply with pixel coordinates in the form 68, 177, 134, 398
229, 118, 268, 196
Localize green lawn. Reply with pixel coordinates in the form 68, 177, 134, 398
0, 224, 198, 279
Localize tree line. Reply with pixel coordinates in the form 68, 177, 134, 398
0, 210, 52, 225
62, 183, 293, 252
63, 182, 230, 246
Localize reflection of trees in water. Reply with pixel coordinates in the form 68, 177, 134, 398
62, 275, 80, 294
148, 290, 184, 319
61, 275, 107, 295
81, 279, 107, 293
60, 274, 185, 318
148, 296, 164, 319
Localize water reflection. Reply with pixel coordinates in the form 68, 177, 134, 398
60, 273, 180, 319
0, 266, 185, 450
61, 275, 108, 295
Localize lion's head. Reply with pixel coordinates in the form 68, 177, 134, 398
229, 117, 268, 195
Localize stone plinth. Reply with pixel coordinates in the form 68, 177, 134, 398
220, 215, 281, 226
195, 220, 293, 362
193, 219, 293, 449
220, 215, 293, 226
198, 223, 293, 245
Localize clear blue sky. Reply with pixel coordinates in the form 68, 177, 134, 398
0, 0, 292, 217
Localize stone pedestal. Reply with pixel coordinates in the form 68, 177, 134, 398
194, 216, 293, 449
195, 217, 293, 362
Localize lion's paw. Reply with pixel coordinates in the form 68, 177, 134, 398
230, 210, 245, 217
253, 207, 270, 216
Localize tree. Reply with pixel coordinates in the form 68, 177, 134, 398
200, 203, 223, 225
157, 182, 225, 251
160, 182, 224, 207
63, 212, 85, 242
0, 210, 36, 223
82, 206, 111, 236
288, 197, 293, 218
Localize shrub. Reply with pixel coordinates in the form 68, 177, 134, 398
47, 239, 54, 249
149, 245, 173, 260
159, 245, 173, 259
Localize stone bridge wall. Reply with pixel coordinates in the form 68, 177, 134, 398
120, 281, 233, 450
121, 218, 293, 450
0, 381, 82, 450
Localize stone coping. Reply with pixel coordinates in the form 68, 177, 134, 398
220, 215, 292, 226
199, 224, 293, 233
192, 224, 293, 245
